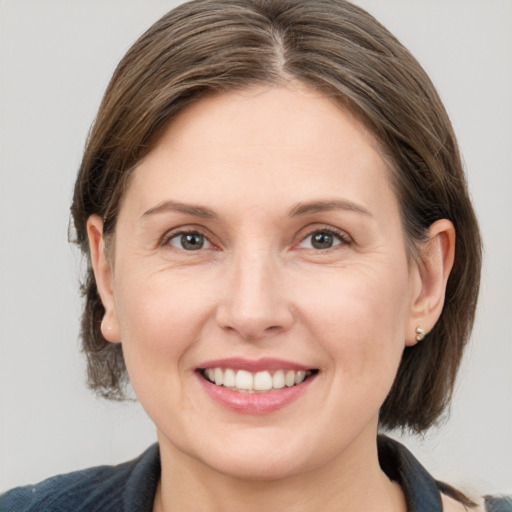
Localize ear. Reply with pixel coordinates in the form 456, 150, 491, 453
406, 219, 455, 346
86, 215, 121, 343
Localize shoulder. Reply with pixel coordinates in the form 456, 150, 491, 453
0, 444, 160, 512
378, 435, 490, 512
441, 493, 482, 512
483, 495, 512, 512
0, 464, 123, 512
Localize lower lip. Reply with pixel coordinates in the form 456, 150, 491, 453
197, 373, 316, 415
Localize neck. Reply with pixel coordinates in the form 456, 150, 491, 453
153, 428, 406, 512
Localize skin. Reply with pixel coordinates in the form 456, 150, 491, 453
88, 84, 456, 511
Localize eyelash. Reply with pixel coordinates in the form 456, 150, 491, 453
161, 226, 351, 252
298, 227, 351, 250
163, 229, 213, 251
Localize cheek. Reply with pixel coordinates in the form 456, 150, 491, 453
112, 273, 211, 386
299, 262, 411, 377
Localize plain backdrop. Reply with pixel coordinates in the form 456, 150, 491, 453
1, 0, 511, 496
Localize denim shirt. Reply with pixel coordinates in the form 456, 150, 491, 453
0, 445, 160, 512
1, 436, 508, 511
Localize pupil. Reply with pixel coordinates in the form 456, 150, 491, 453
312, 232, 333, 249
182, 233, 204, 250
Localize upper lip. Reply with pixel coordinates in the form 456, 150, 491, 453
197, 357, 314, 372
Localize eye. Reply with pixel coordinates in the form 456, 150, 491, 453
298, 229, 349, 250
167, 231, 211, 251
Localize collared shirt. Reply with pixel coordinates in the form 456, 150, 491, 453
0, 436, 506, 511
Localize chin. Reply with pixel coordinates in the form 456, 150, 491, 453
203, 450, 308, 482
170, 426, 317, 482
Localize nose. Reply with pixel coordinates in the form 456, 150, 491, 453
215, 251, 295, 341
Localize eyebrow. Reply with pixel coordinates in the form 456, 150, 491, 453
288, 199, 371, 217
141, 201, 216, 219
140, 198, 371, 221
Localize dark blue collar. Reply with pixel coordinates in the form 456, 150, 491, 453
128, 436, 444, 511
378, 435, 443, 512
0, 436, 447, 511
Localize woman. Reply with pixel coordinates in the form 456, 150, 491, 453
0, 0, 497, 510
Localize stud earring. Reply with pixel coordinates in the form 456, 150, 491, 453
415, 326, 425, 342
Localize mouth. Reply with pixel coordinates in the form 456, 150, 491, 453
195, 358, 319, 414
197, 367, 319, 393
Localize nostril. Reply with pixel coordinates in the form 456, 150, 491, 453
215, 287, 295, 341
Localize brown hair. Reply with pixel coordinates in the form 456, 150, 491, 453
71, 0, 481, 433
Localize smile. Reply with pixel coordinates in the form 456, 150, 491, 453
200, 368, 316, 393
196, 358, 319, 414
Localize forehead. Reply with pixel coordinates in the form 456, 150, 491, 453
159, 84, 380, 163
123, 84, 397, 221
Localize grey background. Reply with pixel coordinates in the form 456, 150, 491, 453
1, 0, 511, 495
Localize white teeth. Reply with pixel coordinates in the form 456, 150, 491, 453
253, 371, 273, 391
285, 370, 295, 387
235, 370, 253, 390
272, 370, 285, 389
203, 367, 313, 392
295, 370, 306, 385
223, 368, 236, 387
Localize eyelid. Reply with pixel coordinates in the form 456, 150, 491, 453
295, 225, 352, 249
169, 232, 211, 250
160, 225, 217, 249
158, 224, 352, 251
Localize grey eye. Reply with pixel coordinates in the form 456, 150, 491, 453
299, 230, 343, 250
169, 232, 210, 250
311, 232, 334, 249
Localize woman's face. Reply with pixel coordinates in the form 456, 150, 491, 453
92, 85, 425, 480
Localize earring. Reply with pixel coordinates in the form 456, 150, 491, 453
415, 326, 425, 342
